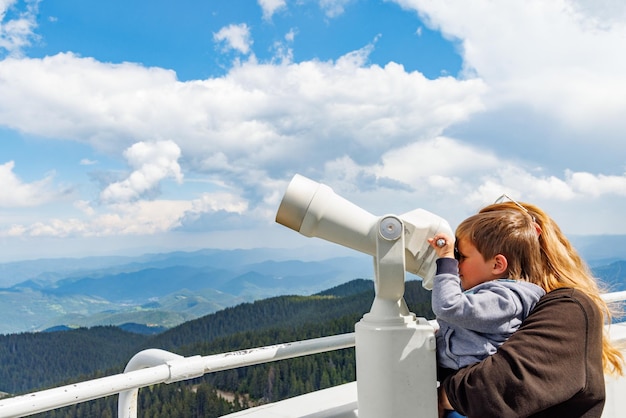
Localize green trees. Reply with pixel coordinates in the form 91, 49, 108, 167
3, 279, 435, 417
0, 327, 148, 393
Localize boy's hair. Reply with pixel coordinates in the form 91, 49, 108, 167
455, 210, 543, 283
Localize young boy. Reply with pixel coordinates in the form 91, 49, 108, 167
428, 209, 546, 417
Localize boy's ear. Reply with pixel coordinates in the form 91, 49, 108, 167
492, 254, 508, 275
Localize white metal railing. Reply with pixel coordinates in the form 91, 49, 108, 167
603, 291, 626, 304
0, 333, 355, 418
0, 291, 625, 418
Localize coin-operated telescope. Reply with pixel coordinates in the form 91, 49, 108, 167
275, 174, 452, 418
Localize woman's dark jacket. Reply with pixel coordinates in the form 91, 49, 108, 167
443, 287, 605, 418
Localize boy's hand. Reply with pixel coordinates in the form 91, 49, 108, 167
428, 233, 455, 259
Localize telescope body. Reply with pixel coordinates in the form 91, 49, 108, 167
275, 174, 452, 288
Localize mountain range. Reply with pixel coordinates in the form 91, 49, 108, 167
1, 236, 625, 335
0, 248, 373, 334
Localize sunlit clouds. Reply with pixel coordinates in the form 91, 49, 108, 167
0, 0, 40, 57
1, 0, 626, 260
100, 141, 183, 204
213, 24, 253, 55
0, 161, 59, 207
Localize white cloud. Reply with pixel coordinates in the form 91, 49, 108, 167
270, 28, 297, 64
285, 28, 296, 42
2, 201, 189, 238
330, 136, 626, 228
2, 191, 249, 238
25, 218, 88, 237
0, 53, 182, 153
0, 0, 39, 57
567, 170, 626, 197
569, 0, 626, 27
190, 192, 248, 214
213, 23, 253, 55
100, 140, 183, 204
319, 0, 353, 18
258, 0, 287, 20
392, 0, 626, 140
0, 51, 486, 188
444, 164, 626, 210
0, 161, 58, 207
97, 200, 192, 235
376, 136, 501, 186
74, 199, 95, 216
465, 166, 577, 205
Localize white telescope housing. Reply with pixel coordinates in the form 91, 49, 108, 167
276, 173, 452, 417
275, 173, 452, 289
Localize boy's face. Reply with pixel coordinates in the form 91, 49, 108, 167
456, 238, 498, 290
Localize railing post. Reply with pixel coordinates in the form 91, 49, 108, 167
118, 349, 186, 418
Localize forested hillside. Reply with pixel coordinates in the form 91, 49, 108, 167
0, 279, 435, 417
0, 327, 148, 393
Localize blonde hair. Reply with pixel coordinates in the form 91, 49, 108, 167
456, 210, 543, 285
480, 201, 624, 375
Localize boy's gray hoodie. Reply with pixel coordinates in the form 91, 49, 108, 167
432, 258, 546, 370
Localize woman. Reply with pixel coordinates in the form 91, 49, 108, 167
442, 198, 624, 418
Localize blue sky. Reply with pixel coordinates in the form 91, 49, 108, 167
1, 0, 626, 262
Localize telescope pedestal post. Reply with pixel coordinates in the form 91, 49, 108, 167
355, 216, 438, 418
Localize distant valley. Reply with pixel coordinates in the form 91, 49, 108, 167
1, 238, 625, 335
0, 248, 373, 334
